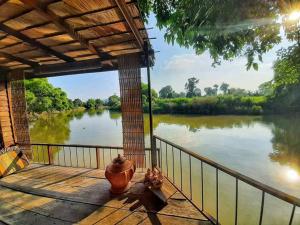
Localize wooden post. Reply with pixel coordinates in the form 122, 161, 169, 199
144, 41, 156, 168
96, 148, 100, 169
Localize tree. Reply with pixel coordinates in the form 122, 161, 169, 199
159, 85, 175, 98
204, 87, 214, 96
213, 84, 219, 95
228, 88, 248, 96
107, 95, 121, 110
258, 81, 274, 96
139, 0, 282, 69
85, 99, 96, 109
95, 99, 104, 108
73, 98, 83, 108
220, 83, 230, 95
185, 77, 200, 97
141, 83, 158, 106
25, 78, 72, 113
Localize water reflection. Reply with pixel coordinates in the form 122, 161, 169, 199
30, 111, 300, 174
264, 115, 300, 173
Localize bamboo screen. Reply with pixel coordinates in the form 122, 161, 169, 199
8, 71, 31, 159
118, 53, 145, 168
0, 80, 15, 148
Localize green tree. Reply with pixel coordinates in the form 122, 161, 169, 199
258, 81, 274, 96
95, 98, 104, 109
73, 98, 83, 108
185, 77, 200, 97
204, 87, 214, 96
85, 99, 96, 109
220, 83, 230, 95
107, 95, 121, 110
213, 84, 219, 95
228, 88, 248, 96
159, 85, 175, 98
139, 0, 282, 69
25, 78, 72, 113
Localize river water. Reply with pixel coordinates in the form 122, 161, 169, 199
29, 110, 300, 225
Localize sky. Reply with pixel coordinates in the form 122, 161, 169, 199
49, 14, 291, 100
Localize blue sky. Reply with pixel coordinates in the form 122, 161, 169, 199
49, 15, 290, 100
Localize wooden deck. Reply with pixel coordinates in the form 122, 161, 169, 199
0, 164, 212, 225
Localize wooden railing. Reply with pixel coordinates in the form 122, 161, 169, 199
153, 135, 300, 225
31, 143, 152, 171
30, 139, 300, 225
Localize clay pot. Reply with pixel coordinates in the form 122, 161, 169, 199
105, 154, 136, 194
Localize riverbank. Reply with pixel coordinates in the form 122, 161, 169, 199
27, 107, 87, 122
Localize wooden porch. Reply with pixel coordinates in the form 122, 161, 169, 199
0, 164, 212, 225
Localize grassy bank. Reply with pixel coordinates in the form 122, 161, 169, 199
145, 95, 266, 115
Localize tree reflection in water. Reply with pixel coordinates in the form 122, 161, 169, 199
264, 115, 300, 173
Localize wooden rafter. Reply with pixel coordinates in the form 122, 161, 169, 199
0, 51, 39, 67
30, 58, 116, 78
19, 0, 113, 60
0, 24, 74, 62
0, 0, 8, 7
115, 0, 144, 49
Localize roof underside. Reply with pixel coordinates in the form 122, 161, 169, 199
0, 0, 151, 78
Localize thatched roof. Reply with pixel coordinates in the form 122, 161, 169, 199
0, 0, 152, 78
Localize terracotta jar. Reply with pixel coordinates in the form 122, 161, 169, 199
105, 154, 136, 194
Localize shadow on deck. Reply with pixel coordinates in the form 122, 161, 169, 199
0, 164, 212, 225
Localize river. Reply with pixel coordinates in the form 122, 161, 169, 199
29, 110, 300, 224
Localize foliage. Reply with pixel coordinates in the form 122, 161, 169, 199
185, 77, 201, 97
106, 94, 121, 110
159, 85, 176, 98
139, 0, 282, 69
220, 83, 229, 94
258, 81, 274, 96
73, 98, 83, 108
152, 95, 266, 115
263, 44, 300, 113
25, 78, 72, 113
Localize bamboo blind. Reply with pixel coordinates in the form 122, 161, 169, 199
8, 71, 31, 159
118, 53, 145, 168
0, 80, 15, 148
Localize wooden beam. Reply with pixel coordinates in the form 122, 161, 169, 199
0, 0, 8, 7
0, 51, 39, 67
0, 24, 74, 62
114, 0, 144, 49
32, 58, 109, 77
20, 0, 113, 60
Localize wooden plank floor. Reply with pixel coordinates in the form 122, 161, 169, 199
0, 164, 212, 225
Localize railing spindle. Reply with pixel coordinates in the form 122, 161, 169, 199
259, 191, 265, 225
47, 145, 51, 165
216, 169, 219, 225
102, 148, 105, 169
180, 150, 183, 191
63, 146, 66, 166
96, 148, 100, 169
189, 155, 192, 200
83, 147, 86, 168
69, 146, 72, 167
201, 161, 204, 210
289, 205, 296, 225
235, 178, 238, 225
166, 143, 168, 177
76, 147, 79, 167
89, 147, 92, 168
160, 140, 162, 171
172, 146, 175, 183
43, 145, 46, 164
